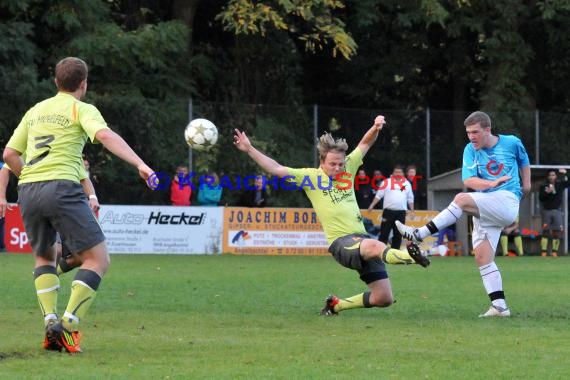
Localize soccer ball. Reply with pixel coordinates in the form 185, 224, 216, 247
184, 118, 218, 150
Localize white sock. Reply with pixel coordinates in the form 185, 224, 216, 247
479, 262, 507, 309
417, 202, 463, 239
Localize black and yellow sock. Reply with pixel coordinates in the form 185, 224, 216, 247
336, 292, 371, 312
500, 236, 508, 256
62, 269, 101, 331
540, 237, 549, 253
381, 247, 414, 265
514, 236, 524, 256
552, 239, 560, 256
33, 266, 60, 326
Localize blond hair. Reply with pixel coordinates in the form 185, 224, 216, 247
317, 133, 348, 162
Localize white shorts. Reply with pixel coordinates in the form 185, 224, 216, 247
468, 190, 519, 251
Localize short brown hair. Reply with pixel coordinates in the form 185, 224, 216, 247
464, 111, 491, 129
55, 57, 88, 92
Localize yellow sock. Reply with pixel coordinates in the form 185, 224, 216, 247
552, 238, 560, 253
540, 237, 548, 252
514, 236, 524, 256
33, 266, 60, 326
62, 269, 101, 331
500, 236, 508, 256
382, 248, 414, 265
336, 292, 371, 312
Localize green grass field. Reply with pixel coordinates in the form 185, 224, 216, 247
1, 253, 569, 379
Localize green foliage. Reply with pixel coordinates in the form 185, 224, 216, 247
217, 0, 357, 59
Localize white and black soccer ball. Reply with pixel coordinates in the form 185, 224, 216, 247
184, 118, 218, 150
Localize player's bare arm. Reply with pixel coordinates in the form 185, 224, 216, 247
367, 196, 380, 211
357, 115, 385, 156
94, 129, 154, 185
80, 177, 100, 213
520, 166, 531, 197
463, 175, 511, 191
2, 148, 24, 178
0, 166, 11, 218
233, 129, 289, 178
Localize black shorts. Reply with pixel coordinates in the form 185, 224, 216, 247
328, 234, 388, 284
56, 233, 73, 259
542, 209, 564, 231
18, 180, 105, 256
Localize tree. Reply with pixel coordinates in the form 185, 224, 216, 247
217, 0, 357, 59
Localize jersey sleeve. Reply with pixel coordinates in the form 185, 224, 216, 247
6, 112, 30, 154
461, 144, 477, 181
514, 137, 530, 167
78, 103, 110, 143
345, 148, 364, 176
286, 167, 314, 185
375, 180, 386, 200
78, 167, 88, 181
406, 182, 414, 203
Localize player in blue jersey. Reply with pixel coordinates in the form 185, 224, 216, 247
397, 111, 531, 317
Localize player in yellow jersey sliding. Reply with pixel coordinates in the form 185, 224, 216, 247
233, 115, 429, 316
3, 57, 154, 353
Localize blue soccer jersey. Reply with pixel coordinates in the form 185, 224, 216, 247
462, 134, 530, 199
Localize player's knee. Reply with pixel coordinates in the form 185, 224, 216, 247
369, 294, 394, 308
453, 192, 470, 206
100, 253, 111, 273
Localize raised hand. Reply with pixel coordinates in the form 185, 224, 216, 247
233, 129, 253, 153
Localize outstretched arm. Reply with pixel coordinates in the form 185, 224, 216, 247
357, 115, 386, 156
233, 129, 290, 178
95, 129, 154, 187
367, 195, 381, 211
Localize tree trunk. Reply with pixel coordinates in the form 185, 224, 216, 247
172, 0, 200, 52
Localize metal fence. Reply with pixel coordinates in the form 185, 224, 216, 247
189, 101, 570, 207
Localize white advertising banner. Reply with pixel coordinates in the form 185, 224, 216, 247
98, 205, 223, 254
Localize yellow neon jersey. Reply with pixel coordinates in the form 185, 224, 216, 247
7, 92, 109, 184
287, 148, 366, 244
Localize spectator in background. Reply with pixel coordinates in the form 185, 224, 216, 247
367, 164, 414, 249
370, 169, 384, 209
83, 156, 99, 184
197, 172, 223, 206
539, 168, 569, 257
406, 164, 420, 210
239, 175, 268, 207
170, 165, 192, 206
354, 168, 372, 209
499, 216, 524, 257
